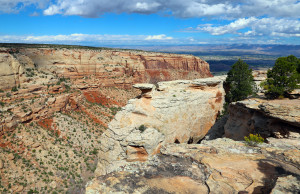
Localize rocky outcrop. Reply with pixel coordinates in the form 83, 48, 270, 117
95, 76, 225, 176
253, 69, 268, 93
224, 98, 300, 140
87, 137, 300, 193
0, 47, 212, 90
0, 52, 35, 90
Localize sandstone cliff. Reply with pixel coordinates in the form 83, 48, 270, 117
95, 76, 225, 176
0, 47, 212, 90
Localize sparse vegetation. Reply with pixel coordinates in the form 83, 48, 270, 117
25, 68, 36, 77
244, 134, 264, 146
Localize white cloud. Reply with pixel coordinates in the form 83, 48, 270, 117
145, 34, 173, 40
195, 17, 300, 37
40, 0, 300, 18
1, 0, 300, 19
0, 33, 175, 44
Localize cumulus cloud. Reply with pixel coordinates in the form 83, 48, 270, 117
194, 17, 300, 37
40, 0, 300, 18
1, 0, 300, 19
0, 34, 175, 44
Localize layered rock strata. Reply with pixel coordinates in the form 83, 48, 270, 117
0, 47, 212, 90
95, 76, 225, 176
224, 98, 300, 140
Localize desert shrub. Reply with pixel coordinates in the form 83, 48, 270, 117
11, 86, 18, 92
90, 148, 98, 155
138, 124, 147, 133
25, 68, 35, 77
244, 134, 264, 146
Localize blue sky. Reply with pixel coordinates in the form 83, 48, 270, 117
0, 0, 299, 45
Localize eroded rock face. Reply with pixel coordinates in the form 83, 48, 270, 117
0, 47, 212, 90
224, 98, 300, 140
95, 76, 225, 176
0, 52, 34, 90
87, 138, 300, 194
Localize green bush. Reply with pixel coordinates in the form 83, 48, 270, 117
11, 86, 18, 92
138, 125, 147, 133
264, 55, 300, 99
244, 134, 264, 146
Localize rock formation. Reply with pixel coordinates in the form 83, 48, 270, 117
87, 137, 300, 194
95, 76, 225, 176
0, 47, 212, 90
224, 98, 300, 140
0, 45, 218, 193
0, 45, 213, 137
0, 52, 35, 90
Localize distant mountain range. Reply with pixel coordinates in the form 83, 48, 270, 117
112, 44, 300, 73
112, 44, 300, 57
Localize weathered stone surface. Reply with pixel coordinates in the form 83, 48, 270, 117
12, 185, 24, 193
95, 76, 225, 176
7, 153, 14, 160
224, 98, 300, 140
87, 138, 300, 194
87, 154, 209, 194
271, 175, 300, 194
133, 83, 155, 90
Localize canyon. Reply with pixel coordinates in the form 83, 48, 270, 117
0, 45, 214, 193
0, 45, 299, 194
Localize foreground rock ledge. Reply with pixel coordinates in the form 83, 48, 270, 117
87, 138, 300, 194
95, 76, 226, 176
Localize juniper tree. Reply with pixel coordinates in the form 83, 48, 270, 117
264, 55, 300, 99
225, 59, 256, 103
